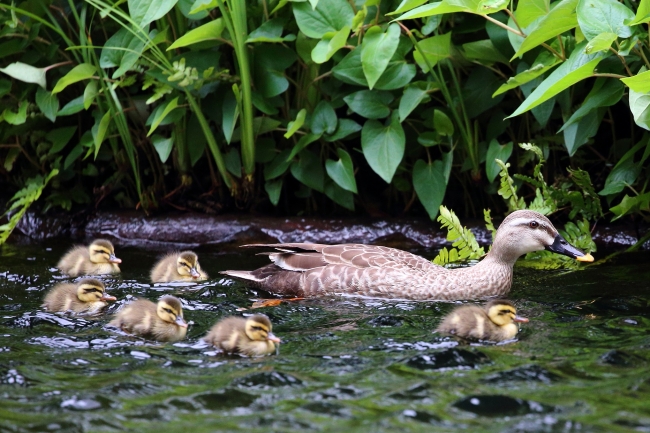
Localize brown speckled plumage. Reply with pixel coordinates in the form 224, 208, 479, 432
221, 210, 590, 300
109, 296, 187, 342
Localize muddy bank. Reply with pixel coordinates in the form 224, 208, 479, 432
13, 210, 646, 251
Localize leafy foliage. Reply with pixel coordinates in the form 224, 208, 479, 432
433, 206, 485, 265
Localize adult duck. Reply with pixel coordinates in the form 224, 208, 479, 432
221, 210, 593, 300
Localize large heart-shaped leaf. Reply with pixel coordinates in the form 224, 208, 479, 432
344, 90, 393, 119
311, 101, 338, 135
0, 62, 46, 88
326, 148, 357, 193
35, 87, 59, 123
485, 140, 513, 182
293, 0, 354, 38
577, 0, 633, 40
325, 180, 355, 210
100, 28, 146, 79
361, 112, 405, 183
361, 24, 401, 89
312, 26, 350, 64
413, 32, 451, 72
413, 159, 446, 220
291, 149, 324, 192
129, 0, 178, 27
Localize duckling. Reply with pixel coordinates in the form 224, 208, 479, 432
204, 314, 281, 356
42, 278, 117, 315
108, 295, 188, 342
57, 239, 121, 277
435, 299, 529, 342
150, 251, 208, 283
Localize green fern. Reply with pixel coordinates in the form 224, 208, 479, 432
0, 169, 58, 245
484, 208, 496, 242
433, 206, 485, 265
495, 159, 525, 211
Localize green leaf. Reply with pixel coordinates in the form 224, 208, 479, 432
312, 26, 350, 64
577, 0, 633, 40
93, 112, 111, 158
361, 24, 401, 89
129, 0, 178, 27
599, 137, 650, 195
413, 159, 446, 220
390, 0, 429, 16
513, 0, 579, 59
287, 133, 321, 162
47, 126, 77, 154
324, 119, 362, 141
293, 0, 354, 38
399, 82, 430, 122
83, 81, 98, 110
627, 0, 650, 25
486, 140, 513, 182
332, 47, 416, 90
343, 90, 393, 119
326, 148, 357, 193
584, 32, 617, 53
361, 112, 405, 183
264, 149, 292, 180
629, 87, 650, 131
35, 87, 59, 123
0, 62, 46, 88
222, 88, 239, 144
494, 54, 560, 96
563, 109, 602, 155
148, 97, 179, 136
515, 0, 550, 28
2, 101, 28, 125
253, 45, 297, 98
285, 109, 307, 139
610, 192, 650, 220
508, 43, 605, 118
413, 32, 451, 72
225, 147, 242, 178
559, 79, 624, 132
622, 69, 650, 93
168, 18, 224, 50
265, 179, 283, 205
99, 28, 146, 79
433, 109, 454, 136
325, 180, 355, 210
247, 18, 295, 43
393, 1, 468, 21
311, 101, 338, 135
58, 95, 84, 116
291, 149, 324, 192
51, 63, 97, 94
152, 134, 174, 163
461, 39, 509, 64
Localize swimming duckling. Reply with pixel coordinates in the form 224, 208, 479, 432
204, 314, 281, 356
57, 239, 121, 277
435, 299, 529, 342
42, 278, 117, 315
108, 295, 187, 342
150, 251, 208, 283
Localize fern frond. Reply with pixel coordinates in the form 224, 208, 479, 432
496, 159, 524, 211
433, 205, 485, 265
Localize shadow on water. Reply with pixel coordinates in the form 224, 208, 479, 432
1, 241, 649, 432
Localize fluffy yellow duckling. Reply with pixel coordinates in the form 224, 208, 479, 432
150, 251, 208, 283
108, 295, 188, 342
42, 278, 117, 315
435, 299, 529, 342
204, 314, 281, 356
57, 239, 122, 277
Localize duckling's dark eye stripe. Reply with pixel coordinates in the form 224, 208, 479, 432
94, 249, 110, 255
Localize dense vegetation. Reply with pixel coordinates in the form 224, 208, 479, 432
1, 0, 650, 242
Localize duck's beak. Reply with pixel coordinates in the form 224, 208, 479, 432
267, 333, 281, 343
100, 294, 117, 302
190, 268, 200, 279
109, 254, 122, 264
545, 233, 593, 262
513, 315, 529, 323
175, 316, 188, 328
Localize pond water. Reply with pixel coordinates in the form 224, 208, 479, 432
1, 240, 649, 432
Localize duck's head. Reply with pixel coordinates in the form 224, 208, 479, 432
88, 239, 122, 265
244, 314, 281, 343
485, 299, 528, 327
76, 278, 117, 303
156, 295, 187, 328
493, 210, 594, 263
176, 251, 203, 279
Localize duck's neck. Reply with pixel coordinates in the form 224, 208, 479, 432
448, 251, 516, 299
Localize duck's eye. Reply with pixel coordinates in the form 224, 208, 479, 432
164, 308, 174, 314
529, 221, 539, 228
251, 326, 265, 331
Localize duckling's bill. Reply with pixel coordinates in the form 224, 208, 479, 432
513, 315, 529, 323
267, 333, 281, 343
100, 294, 117, 301
175, 316, 188, 328
109, 254, 122, 264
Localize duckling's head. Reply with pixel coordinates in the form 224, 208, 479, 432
176, 251, 203, 279
156, 295, 187, 328
485, 300, 528, 327
493, 210, 593, 263
76, 278, 117, 303
244, 314, 281, 343
88, 239, 122, 265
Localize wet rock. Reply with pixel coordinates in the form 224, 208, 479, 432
599, 350, 644, 367
302, 401, 352, 418
401, 409, 443, 425
404, 348, 489, 371
482, 365, 560, 385
453, 395, 554, 417
366, 315, 403, 327
232, 371, 302, 389
389, 383, 434, 402
193, 389, 257, 410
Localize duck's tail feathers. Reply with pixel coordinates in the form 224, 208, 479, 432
220, 270, 262, 282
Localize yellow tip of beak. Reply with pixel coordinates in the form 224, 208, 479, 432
576, 253, 594, 262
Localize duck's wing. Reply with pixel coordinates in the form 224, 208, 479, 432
242, 243, 438, 272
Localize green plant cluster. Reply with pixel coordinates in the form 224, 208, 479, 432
1, 0, 650, 227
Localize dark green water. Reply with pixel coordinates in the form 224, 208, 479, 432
1, 241, 649, 433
